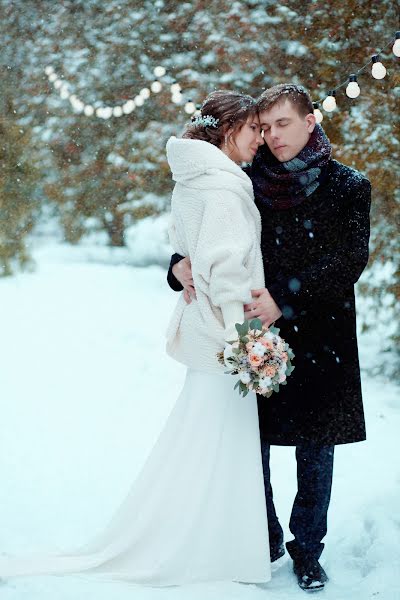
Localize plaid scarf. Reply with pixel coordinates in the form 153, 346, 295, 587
251, 124, 332, 210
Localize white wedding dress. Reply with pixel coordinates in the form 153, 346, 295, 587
0, 369, 271, 586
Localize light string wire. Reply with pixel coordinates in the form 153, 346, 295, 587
314, 34, 398, 103
44, 32, 399, 120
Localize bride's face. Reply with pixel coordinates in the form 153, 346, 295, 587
226, 115, 264, 163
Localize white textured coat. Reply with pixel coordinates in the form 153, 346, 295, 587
166, 136, 265, 373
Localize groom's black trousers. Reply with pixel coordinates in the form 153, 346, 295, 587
261, 441, 334, 561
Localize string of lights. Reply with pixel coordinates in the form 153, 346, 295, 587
312, 31, 399, 123
44, 64, 177, 118
45, 31, 399, 123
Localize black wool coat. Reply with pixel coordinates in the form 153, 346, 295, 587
167, 158, 371, 447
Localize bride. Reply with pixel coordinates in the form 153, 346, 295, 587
0, 90, 270, 586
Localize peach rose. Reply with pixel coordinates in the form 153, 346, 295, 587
260, 338, 274, 350
246, 342, 254, 352
263, 365, 276, 377
249, 353, 263, 368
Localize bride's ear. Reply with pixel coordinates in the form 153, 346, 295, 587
223, 127, 234, 146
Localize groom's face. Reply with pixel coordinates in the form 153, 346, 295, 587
259, 99, 316, 162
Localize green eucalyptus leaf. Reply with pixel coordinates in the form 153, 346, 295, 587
250, 318, 262, 331
235, 322, 248, 337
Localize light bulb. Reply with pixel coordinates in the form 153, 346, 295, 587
95, 107, 105, 118
84, 105, 94, 116
135, 95, 144, 106
113, 106, 123, 117
393, 32, 400, 57
60, 88, 70, 100
184, 101, 196, 114
139, 88, 150, 99
102, 107, 113, 119
371, 62, 386, 79
170, 83, 181, 94
371, 55, 386, 79
346, 83, 360, 98
153, 65, 166, 77
48, 73, 57, 82
172, 92, 183, 104
314, 108, 323, 123
322, 92, 336, 112
71, 99, 84, 113
53, 79, 63, 90
346, 75, 360, 99
151, 80, 162, 93
45, 66, 54, 76
123, 100, 136, 114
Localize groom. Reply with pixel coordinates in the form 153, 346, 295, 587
167, 84, 371, 592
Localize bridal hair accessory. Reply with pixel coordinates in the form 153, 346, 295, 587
191, 114, 220, 128
217, 319, 295, 398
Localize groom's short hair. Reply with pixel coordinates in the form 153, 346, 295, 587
257, 84, 314, 117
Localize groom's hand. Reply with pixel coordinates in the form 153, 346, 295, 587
172, 257, 196, 304
244, 288, 282, 327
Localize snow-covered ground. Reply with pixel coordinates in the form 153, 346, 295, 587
0, 239, 399, 600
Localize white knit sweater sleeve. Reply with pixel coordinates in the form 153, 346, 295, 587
193, 192, 254, 341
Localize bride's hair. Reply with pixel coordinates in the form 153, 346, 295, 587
182, 90, 257, 147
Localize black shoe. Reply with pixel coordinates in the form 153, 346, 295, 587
292, 556, 328, 592
270, 542, 285, 563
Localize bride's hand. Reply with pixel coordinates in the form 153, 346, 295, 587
244, 288, 282, 326
172, 257, 197, 304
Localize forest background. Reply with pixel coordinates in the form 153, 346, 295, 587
0, 0, 399, 375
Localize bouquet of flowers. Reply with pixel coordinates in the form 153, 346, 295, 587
217, 318, 295, 397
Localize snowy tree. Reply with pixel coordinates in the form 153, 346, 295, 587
0, 0, 283, 246
266, 1, 399, 363
0, 0, 398, 368
0, 67, 41, 276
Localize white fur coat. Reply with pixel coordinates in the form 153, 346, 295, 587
166, 136, 265, 373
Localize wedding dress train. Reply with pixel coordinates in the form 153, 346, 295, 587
0, 369, 271, 586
